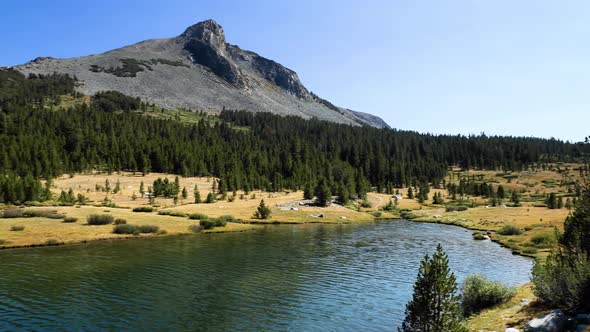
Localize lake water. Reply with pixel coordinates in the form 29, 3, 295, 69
0, 220, 532, 331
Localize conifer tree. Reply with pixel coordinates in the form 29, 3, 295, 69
407, 187, 414, 199
194, 185, 202, 203
314, 178, 332, 207
497, 185, 505, 199
400, 244, 466, 332
511, 190, 520, 206
254, 199, 271, 219
181, 187, 188, 200
139, 181, 145, 197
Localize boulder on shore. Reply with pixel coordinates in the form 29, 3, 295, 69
524, 309, 568, 332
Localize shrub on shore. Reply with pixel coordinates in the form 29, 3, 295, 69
87, 214, 114, 225
63, 217, 78, 223
472, 232, 486, 240
497, 224, 524, 236
461, 274, 516, 316
188, 224, 203, 233
200, 218, 226, 230
158, 210, 187, 217
112, 224, 160, 234
399, 210, 418, 220
529, 232, 556, 248
132, 206, 154, 213
114, 218, 127, 225
2, 208, 23, 218
23, 209, 64, 219
189, 213, 208, 220
445, 205, 468, 212
112, 224, 137, 234
10, 225, 25, 231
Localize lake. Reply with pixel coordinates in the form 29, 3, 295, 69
0, 220, 532, 331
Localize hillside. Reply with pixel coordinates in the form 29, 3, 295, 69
11, 19, 389, 128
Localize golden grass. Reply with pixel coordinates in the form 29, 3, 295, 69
51, 172, 218, 208
160, 191, 373, 224
0, 205, 258, 248
0, 173, 374, 248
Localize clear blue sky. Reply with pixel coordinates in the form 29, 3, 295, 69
1, 0, 588, 142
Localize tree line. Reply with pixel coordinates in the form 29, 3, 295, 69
0, 68, 588, 205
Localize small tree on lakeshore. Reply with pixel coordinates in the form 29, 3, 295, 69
400, 244, 466, 332
254, 199, 271, 219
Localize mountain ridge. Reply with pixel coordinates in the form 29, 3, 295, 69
11, 19, 390, 128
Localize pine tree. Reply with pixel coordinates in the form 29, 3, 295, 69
254, 199, 271, 219
557, 196, 563, 209
407, 187, 414, 199
113, 178, 121, 194
497, 185, 505, 199
139, 181, 145, 197
181, 186, 188, 200
194, 185, 202, 203
105, 179, 111, 194
511, 190, 520, 206
400, 244, 466, 332
314, 178, 332, 207
206, 192, 216, 204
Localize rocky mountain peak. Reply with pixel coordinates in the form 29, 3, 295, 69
12, 19, 390, 128
180, 19, 226, 48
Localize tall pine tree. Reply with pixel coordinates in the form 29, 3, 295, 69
400, 244, 466, 332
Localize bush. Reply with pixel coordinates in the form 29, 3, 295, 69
137, 225, 159, 233
113, 224, 159, 234
361, 200, 372, 208
189, 213, 208, 220
189, 224, 203, 233
200, 218, 226, 230
370, 211, 383, 217
497, 224, 523, 236
132, 206, 154, 212
87, 214, 114, 225
400, 210, 418, 220
472, 232, 486, 240
522, 247, 538, 255
158, 210, 187, 217
113, 224, 138, 234
114, 218, 127, 225
2, 208, 23, 218
461, 274, 516, 316
446, 205, 468, 212
23, 209, 64, 219
10, 225, 25, 231
219, 215, 236, 222
530, 233, 556, 248
46, 239, 59, 246
532, 253, 590, 312
63, 217, 78, 223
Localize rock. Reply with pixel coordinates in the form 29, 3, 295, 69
524, 309, 568, 332
520, 298, 531, 306
576, 314, 590, 324
340, 216, 347, 219
506, 328, 520, 332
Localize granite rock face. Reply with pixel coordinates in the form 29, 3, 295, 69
12, 19, 389, 128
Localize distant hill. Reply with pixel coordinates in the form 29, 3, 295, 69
12, 19, 389, 128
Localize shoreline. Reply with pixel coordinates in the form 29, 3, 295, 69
409, 216, 539, 259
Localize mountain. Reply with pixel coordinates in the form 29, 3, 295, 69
11, 19, 389, 128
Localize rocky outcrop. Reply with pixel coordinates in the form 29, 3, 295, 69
12, 19, 390, 128
524, 310, 568, 332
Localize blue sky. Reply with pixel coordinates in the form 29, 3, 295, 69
1, 0, 588, 142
